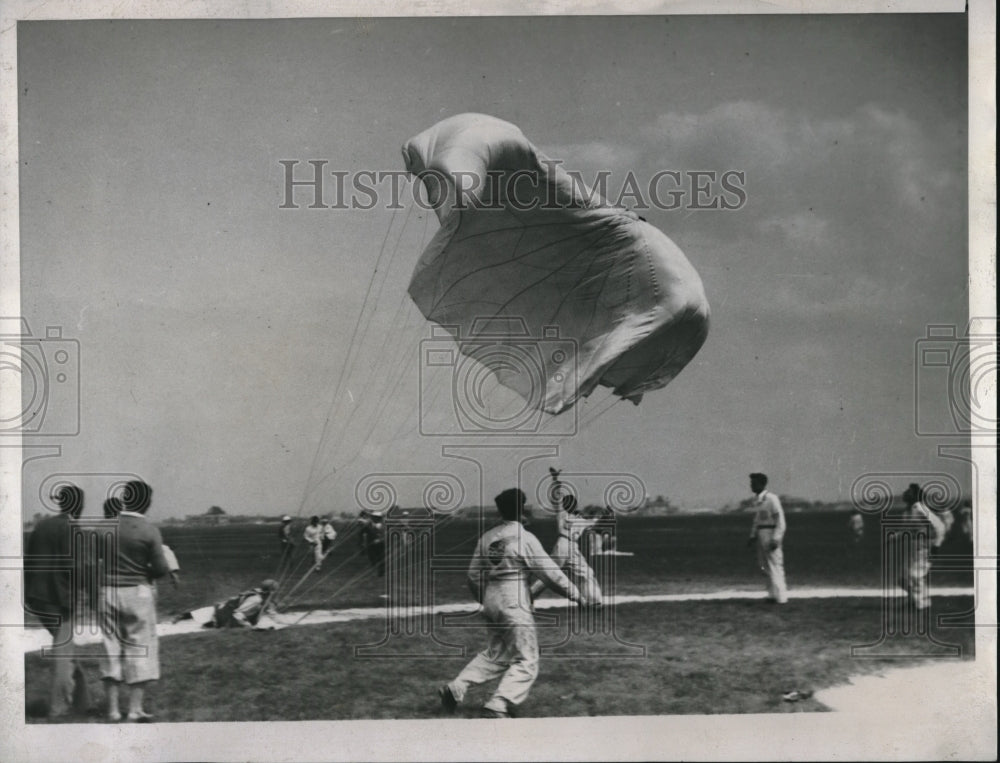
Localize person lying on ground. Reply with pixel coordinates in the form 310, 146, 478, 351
172, 579, 280, 629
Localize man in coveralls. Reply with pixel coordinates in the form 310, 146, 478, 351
439, 488, 582, 718
899, 482, 946, 610
747, 472, 788, 604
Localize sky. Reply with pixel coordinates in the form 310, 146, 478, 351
11, 13, 973, 520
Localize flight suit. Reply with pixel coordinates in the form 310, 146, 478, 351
900, 501, 946, 610
546, 509, 603, 605
447, 521, 580, 715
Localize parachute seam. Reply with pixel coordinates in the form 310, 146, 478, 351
492, 222, 617, 319
425, 222, 602, 317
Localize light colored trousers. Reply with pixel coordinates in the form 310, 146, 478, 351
901, 543, 931, 610
755, 528, 788, 603
551, 536, 603, 605
100, 583, 160, 684
449, 585, 540, 714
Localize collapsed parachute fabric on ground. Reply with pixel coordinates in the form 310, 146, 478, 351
404, 113, 709, 415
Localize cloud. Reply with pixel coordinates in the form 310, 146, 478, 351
643, 99, 962, 219
538, 140, 641, 175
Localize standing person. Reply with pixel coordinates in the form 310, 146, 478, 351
846, 508, 865, 567
303, 516, 323, 571
277, 515, 295, 565
899, 483, 946, 611
438, 488, 582, 718
958, 499, 973, 544
24, 484, 91, 719
848, 509, 865, 543
937, 503, 955, 546
360, 510, 386, 577
531, 467, 602, 605
100, 480, 170, 722
746, 472, 788, 604
320, 517, 338, 560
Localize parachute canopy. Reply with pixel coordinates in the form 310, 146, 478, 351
404, 113, 709, 415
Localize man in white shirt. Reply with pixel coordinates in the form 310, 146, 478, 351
900, 483, 946, 610
303, 516, 323, 571
747, 472, 788, 604
320, 517, 338, 559
438, 488, 582, 718
531, 468, 603, 605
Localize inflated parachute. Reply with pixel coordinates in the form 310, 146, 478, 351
404, 113, 709, 415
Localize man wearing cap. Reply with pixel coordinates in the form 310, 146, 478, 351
438, 488, 583, 718
747, 473, 788, 604
24, 484, 92, 719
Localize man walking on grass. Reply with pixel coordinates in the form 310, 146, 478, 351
747, 472, 788, 604
438, 488, 583, 718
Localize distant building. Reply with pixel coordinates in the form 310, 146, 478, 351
186, 506, 230, 525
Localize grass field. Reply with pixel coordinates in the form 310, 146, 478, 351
23, 511, 978, 722
141, 510, 975, 616
26, 596, 976, 722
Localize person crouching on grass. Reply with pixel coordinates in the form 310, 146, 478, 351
100, 480, 170, 722
438, 488, 583, 718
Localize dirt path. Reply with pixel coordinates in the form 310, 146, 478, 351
14, 585, 974, 654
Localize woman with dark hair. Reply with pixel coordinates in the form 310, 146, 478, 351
99, 481, 170, 722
